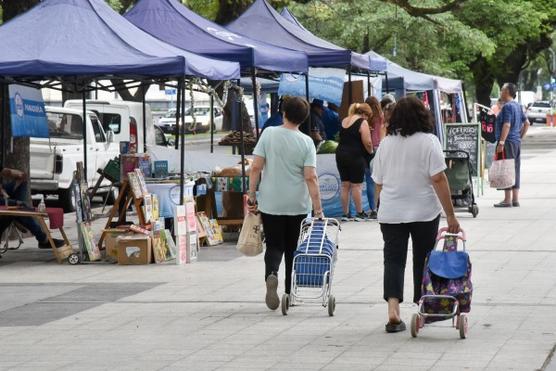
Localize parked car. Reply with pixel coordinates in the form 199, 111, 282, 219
30, 107, 119, 211
158, 106, 223, 134
526, 101, 551, 124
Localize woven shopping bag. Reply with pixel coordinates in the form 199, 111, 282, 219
237, 213, 264, 256
489, 152, 515, 189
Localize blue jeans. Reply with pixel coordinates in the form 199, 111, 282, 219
365, 167, 375, 211
0, 181, 46, 243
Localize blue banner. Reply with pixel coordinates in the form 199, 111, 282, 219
9, 84, 49, 138
278, 68, 346, 106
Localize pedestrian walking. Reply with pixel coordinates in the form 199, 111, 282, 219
363, 96, 385, 219
493, 83, 530, 208
247, 96, 324, 311
372, 96, 460, 333
335, 103, 374, 222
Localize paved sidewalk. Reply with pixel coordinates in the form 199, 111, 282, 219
1, 127, 556, 371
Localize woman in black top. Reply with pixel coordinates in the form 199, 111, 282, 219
336, 103, 374, 221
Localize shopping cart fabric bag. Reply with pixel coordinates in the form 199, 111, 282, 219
294, 233, 335, 287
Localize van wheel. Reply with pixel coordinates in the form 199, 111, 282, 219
59, 187, 76, 213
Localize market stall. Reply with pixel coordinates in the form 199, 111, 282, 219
0, 0, 241, 264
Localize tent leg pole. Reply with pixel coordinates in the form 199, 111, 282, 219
237, 80, 247, 194
174, 80, 182, 151
384, 72, 389, 93
367, 71, 371, 98
179, 78, 186, 205
210, 94, 214, 154
305, 73, 311, 135
82, 87, 88, 180
348, 66, 353, 104
251, 69, 260, 140
142, 83, 147, 153
0, 83, 5, 169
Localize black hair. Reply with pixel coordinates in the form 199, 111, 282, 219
282, 97, 310, 125
387, 96, 434, 137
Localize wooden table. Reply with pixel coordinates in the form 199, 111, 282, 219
0, 209, 75, 264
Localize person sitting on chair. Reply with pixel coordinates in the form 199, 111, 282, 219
0, 167, 64, 249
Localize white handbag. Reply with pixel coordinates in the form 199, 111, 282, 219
489, 152, 515, 189
237, 213, 264, 256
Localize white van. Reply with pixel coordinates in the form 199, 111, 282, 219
64, 100, 154, 153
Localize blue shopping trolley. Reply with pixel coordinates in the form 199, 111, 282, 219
282, 218, 340, 316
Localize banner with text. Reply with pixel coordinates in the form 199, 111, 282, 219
278, 68, 346, 106
9, 84, 49, 138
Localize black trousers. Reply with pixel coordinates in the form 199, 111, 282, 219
261, 213, 306, 294
380, 215, 440, 304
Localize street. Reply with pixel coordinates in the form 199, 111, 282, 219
0, 126, 556, 371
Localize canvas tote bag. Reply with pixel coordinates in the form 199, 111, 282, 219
489, 152, 515, 189
237, 213, 264, 256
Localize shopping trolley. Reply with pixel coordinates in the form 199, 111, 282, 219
281, 217, 340, 316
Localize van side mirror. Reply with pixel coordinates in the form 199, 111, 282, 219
106, 130, 114, 143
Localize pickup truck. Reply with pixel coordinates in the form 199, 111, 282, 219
30, 106, 119, 211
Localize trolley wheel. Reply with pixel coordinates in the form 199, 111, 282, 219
327, 295, 336, 317
281, 294, 289, 316
68, 253, 80, 265
459, 314, 468, 339
411, 313, 421, 338
470, 205, 479, 218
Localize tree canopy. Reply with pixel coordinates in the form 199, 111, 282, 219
1, 0, 554, 105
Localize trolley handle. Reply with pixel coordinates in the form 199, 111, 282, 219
436, 227, 466, 242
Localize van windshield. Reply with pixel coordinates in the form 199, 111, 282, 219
47, 112, 83, 140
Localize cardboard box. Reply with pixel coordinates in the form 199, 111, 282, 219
103, 229, 134, 258
117, 235, 152, 265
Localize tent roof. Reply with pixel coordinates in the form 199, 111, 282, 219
228, 0, 355, 68
0, 0, 240, 80
279, 7, 308, 31
125, 0, 307, 73
366, 51, 462, 93
278, 7, 370, 71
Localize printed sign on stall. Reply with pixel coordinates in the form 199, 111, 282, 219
8, 84, 49, 138
278, 68, 346, 106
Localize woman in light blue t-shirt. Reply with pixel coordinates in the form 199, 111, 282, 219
248, 97, 324, 311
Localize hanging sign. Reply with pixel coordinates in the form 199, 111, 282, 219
8, 84, 49, 138
278, 67, 345, 106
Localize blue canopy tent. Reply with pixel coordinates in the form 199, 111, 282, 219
0, 0, 241, 204
365, 50, 467, 141
228, 0, 374, 107
279, 7, 389, 100
124, 0, 309, 142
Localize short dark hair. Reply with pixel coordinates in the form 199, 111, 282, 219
387, 96, 434, 137
502, 83, 517, 99
282, 97, 310, 125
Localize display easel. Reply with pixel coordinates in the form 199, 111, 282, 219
74, 162, 101, 262
97, 175, 147, 250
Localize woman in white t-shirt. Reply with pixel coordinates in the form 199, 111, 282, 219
372, 96, 460, 333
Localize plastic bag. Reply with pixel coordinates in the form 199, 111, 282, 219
489, 153, 515, 189
237, 213, 264, 256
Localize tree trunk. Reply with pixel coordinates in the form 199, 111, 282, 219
470, 56, 495, 107
215, 0, 251, 25
0, 85, 31, 201
1, 0, 39, 22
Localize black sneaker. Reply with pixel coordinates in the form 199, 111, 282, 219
38, 238, 65, 249
265, 273, 280, 310
341, 214, 352, 222
367, 210, 378, 219
354, 212, 368, 222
